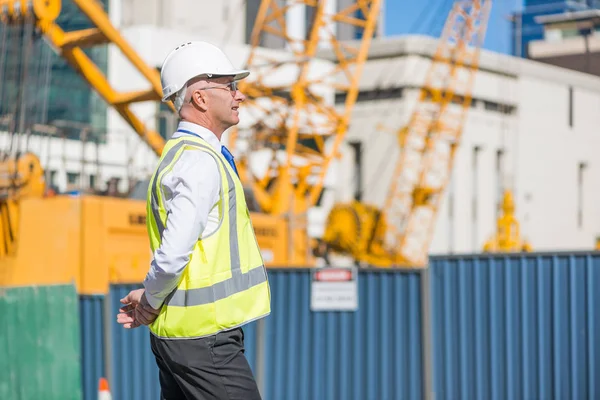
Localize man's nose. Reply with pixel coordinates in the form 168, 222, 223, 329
234, 89, 245, 102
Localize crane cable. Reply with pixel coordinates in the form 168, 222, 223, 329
0, 22, 17, 159
0, 22, 7, 116
10, 18, 34, 159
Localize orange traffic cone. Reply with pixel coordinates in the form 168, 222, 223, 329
98, 377, 112, 400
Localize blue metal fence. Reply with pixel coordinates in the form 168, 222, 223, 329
429, 252, 600, 400
262, 269, 423, 400
109, 285, 161, 400
104, 269, 424, 400
79, 295, 106, 400
79, 252, 600, 400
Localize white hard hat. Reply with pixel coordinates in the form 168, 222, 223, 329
160, 41, 250, 102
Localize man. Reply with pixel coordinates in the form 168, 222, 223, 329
116, 41, 271, 400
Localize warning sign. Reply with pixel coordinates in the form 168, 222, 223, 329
310, 266, 358, 312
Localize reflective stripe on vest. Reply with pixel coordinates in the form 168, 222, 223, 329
150, 139, 266, 307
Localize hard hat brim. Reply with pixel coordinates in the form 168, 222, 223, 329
161, 69, 250, 102
207, 69, 250, 82
232, 70, 251, 81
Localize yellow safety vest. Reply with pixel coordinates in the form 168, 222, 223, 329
146, 135, 271, 339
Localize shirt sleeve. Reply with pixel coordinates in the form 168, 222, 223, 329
143, 149, 221, 309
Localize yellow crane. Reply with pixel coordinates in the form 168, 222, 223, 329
322, 0, 493, 268
0, 0, 381, 293
232, 0, 382, 264
483, 189, 532, 253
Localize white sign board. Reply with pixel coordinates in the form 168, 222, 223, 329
310, 266, 358, 312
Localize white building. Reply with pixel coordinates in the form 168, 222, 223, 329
329, 35, 600, 255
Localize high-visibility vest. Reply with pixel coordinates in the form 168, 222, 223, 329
146, 135, 271, 338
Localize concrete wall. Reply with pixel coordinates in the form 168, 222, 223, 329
112, 0, 246, 46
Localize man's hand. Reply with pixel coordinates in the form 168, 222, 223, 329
117, 288, 161, 329
135, 291, 161, 326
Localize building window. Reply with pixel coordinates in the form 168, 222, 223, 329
448, 172, 455, 254
67, 172, 80, 187
578, 162, 587, 229
156, 101, 178, 140
245, 0, 285, 49
245, 0, 261, 45
569, 86, 574, 127
545, 28, 562, 41
335, 87, 403, 104
472, 146, 481, 250
496, 149, 505, 218
348, 141, 363, 201
46, 170, 58, 191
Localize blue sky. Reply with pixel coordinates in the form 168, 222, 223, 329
384, 0, 524, 54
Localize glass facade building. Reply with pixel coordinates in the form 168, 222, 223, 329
512, 0, 600, 57
0, 0, 109, 141
48, 0, 110, 141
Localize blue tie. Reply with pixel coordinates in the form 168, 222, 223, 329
221, 145, 239, 177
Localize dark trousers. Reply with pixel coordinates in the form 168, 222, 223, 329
150, 327, 262, 400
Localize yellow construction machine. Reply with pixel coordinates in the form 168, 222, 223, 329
321, 0, 493, 268
0, 0, 381, 291
483, 189, 532, 253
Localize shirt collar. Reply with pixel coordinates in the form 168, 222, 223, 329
172, 121, 222, 153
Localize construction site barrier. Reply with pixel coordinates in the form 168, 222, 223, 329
0, 284, 82, 400
3, 251, 599, 399
429, 252, 600, 399
101, 269, 423, 400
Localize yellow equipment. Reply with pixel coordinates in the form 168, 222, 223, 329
483, 190, 532, 253
323, 0, 492, 268
0, 152, 45, 256
0, 0, 381, 292
233, 0, 382, 265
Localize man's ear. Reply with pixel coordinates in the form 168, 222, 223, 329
190, 90, 209, 112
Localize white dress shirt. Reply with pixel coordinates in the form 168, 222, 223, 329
143, 121, 223, 309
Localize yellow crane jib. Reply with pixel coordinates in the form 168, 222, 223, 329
0, 0, 60, 23
322, 0, 492, 268
238, 0, 382, 212
233, 0, 382, 265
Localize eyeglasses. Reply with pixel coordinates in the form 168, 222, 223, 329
199, 81, 238, 96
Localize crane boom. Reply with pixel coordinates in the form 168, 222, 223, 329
237, 0, 382, 216
383, 0, 492, 266
322, 0, 492, 268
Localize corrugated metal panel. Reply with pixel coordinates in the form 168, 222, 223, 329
0, 284, 82, 400
79, 295, 105, 400
105, 269, 424, 400
430, 253, 600, 400
262, 269, 423, 400
109, 285, 160, 400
